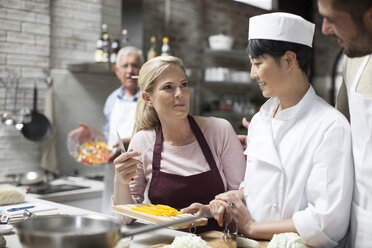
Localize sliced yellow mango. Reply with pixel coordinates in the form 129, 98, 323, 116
131, 203, 183, 217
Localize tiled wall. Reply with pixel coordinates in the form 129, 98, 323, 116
0, 0, 121, 177
0, 0, 51, 177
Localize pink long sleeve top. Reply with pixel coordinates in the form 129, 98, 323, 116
127, 117, 246, 204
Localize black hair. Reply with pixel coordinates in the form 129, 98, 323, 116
248, 39, 313, 75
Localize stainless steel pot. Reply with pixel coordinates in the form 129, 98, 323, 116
13, 215, 122, 248
13, 213, 210, 248
2, 170, 46, 186
19, 171, 46, 185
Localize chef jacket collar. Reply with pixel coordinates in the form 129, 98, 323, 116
259, 85, 316, 121
116, 86, 140, 102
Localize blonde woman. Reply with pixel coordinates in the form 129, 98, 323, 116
113, 55, 245, 232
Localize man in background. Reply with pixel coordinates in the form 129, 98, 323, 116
317, 0, 372, 246
70, 46, 144, 215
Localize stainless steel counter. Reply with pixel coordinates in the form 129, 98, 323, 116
15, 176, 104, 212
26, 176, 104, 202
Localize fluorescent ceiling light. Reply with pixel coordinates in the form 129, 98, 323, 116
233, 0, 272, 10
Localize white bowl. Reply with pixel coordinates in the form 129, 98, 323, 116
208, 34, 234, 50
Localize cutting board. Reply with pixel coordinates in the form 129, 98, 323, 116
113, 204, 208, 230
148, 231, 269, 248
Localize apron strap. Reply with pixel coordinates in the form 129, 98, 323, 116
152, 125, 163, 171
187, 115, 219, 171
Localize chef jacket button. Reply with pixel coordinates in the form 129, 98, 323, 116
272, 203, 278, 209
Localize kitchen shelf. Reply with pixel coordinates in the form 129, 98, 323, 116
202, 81, 259, 92
203, 48, 250, 61
203, 111, 252, 135
196, 48, 263, 133
203, 111, 254, 120
68, 62, 114, 74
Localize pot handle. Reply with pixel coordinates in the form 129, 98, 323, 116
119, 212, 212, 238
33, 84, 37, 112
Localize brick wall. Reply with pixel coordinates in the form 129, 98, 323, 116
0, 0, 120, 177
0, 0, 51, 177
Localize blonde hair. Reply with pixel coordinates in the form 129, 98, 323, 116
135, 55, 186, 132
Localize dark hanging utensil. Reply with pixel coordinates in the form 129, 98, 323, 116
21, 85, 51, 141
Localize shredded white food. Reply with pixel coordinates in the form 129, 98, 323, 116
114, 237, 131, 248
267, 232, 307, 248
163, 234, 211, 248
237, 236, 260, 248
0, 189, 25, 206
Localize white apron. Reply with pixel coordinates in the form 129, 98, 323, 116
102, 97, 137, 215
349, 55, 372, 248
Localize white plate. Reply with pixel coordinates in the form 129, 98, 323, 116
0, 224, 13, 234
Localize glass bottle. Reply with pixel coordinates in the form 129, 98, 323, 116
147, 36, 157, 61
121, 29, 129, 47
110, 39, 120, 64
161, 36, 170, 56
95, 37, 103, 62
101, 23, 111, 63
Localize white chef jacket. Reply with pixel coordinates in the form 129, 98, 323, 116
242, 85, 354, 247
101, 86, 140, 215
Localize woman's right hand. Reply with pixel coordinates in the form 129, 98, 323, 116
114, 149, 141, 183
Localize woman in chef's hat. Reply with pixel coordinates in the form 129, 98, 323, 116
185, 12, 354, 247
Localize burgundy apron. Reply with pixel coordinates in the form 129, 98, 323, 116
148, 115, 225, 233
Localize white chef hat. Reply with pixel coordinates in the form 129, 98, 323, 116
248, 12, 315, 47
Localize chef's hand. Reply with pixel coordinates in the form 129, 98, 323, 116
181, 203, 210, 217
242, 117, 250, 129
109, 137, 131, 163
225, 196, 254, 236
215, 189, 244, 203
209, 199, 229, 227
216, 190, 254, 234
237, 117, 250, 150
114, 149, 141, 183
210, 189, 245, 227
68, 122, 93, 143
